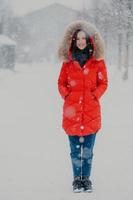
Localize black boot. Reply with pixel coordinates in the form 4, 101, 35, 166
72, 176, 83, 193
82, 176, 93, 192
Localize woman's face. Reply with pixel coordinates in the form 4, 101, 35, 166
76, 31, 87, 50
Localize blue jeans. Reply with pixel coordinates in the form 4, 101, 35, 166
68, 133, 96, 177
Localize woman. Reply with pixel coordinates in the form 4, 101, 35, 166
57, 20, 108, 193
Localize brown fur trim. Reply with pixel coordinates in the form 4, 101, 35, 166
57, 20, 105, 61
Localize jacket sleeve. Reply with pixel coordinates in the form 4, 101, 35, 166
57, 62, 70, 100
92, 59, 108, 100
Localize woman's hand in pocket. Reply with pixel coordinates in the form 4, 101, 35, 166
64, 93, 69, 100
91, 93, 98, 101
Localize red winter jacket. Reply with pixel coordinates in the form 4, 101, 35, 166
58, 56, 108, 136
57, 20, 108, 136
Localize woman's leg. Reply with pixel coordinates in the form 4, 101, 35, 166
68, 135, 82, 177
82, 133, 96, 177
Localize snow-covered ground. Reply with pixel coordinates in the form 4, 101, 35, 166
0, 61, 132, 200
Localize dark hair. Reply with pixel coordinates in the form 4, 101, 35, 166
69, 29, 91, 51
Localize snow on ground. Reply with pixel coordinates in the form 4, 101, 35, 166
0, 61, 132, 200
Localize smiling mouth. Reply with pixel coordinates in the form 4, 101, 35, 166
79, 45, 85, 49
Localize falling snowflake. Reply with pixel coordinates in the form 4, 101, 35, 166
79, 136, 84, 143
76, 117, 80, 121
78, 153, 81, 158
80, 125, 84, 130
79, 100, 82, 104
98, 71, 103, 80
64, 106, 76, 118
83, 68, 89, 75
87, 159, 92, 164
69, 80, 76, 86
76, 145, 80, 149
82, 147, 92, 159
72, 158, 81, 167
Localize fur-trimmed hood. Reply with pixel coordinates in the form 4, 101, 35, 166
57, 20, 105, 61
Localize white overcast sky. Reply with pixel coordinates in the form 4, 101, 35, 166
10, 0, 93, 16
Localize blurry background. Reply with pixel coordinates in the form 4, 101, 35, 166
0, 0, 133, 79
0, 1, 133, 200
